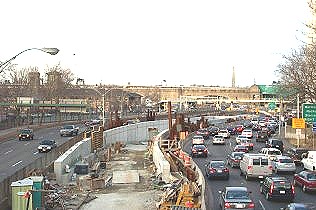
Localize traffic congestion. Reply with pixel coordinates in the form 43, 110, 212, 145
184, 115, 316, 210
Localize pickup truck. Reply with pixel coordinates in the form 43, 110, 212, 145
301, 150, 316, 171
59, 125, 79, 137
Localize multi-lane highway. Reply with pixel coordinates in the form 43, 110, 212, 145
184, 119, 315, 210
0, 124, 85, 182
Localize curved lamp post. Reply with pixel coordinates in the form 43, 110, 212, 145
0, 47, 59, 74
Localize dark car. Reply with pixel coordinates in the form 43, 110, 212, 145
281, 203, 316, 210
191, 144, 208, 158
18, 129, 34, 141
293, 170, 316, 193
227, 152, 245, 168
196, 128, 210, 139
252, 124, 262, 131
285, 148, 309, 165
227, 126, 237, 135
266, 139, 284, 152
260, 176, 295, 201
219, 186, 255, 210
234, 145, 249, 153
205, 160, 229, 180
208, 126, 219, 136
256, 130, 269, 142
38, 140, 57, 153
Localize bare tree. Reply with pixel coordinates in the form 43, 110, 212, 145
45, 63, 75, 88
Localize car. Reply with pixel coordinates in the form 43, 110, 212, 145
236, 135, 248, 144
205, 160, 229, 180
259, 147, 282, 160
240, 154, 273, 180
293, 170, 316, 193
272, 156, 296, 174
235, 125, 245, 133
212, 135, 225, 145
260, 176, 295, 202
208, 126, 219, 136
239, 139, 254, 150
259, 120, 267, 127
191, 144, 208, 158
192, 135, 205, 145
38, 140, 57, 153
234, 145, 249, 153
266, 139, 284, 152
241, 129, 253, 138
280, 203, 316, 210
195, 128, 210, 139
218, 129, 230, 138
285, 148, 309, 165
226, 126, 237, 135
227, 152, 245, 168
18, 128, 34, 140
219, 186, 255, 210
252, 124, 262, 131
256, 130, 269, 142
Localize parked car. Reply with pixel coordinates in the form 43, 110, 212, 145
195, 128, 210, 139
227, 152, 245, 168
266, 139, 284, 152
208, 126, 219, 136
192, 135, 205, 145
293, 170, 316, 193
218, 129, 230, 138
256, 130, 269, 142
191, 144, 208, 158
18, 128, 34, 140
205, 160, 229, 180
260, 176, 295, 202
240, 153, 273, 180
272, 156, 296, 174
285, 148, 309, 166
212, 135, 225, 145
38, 140, 57, 153
219, 186, 255, 210
234, 145, 249, 153
280, 203, 316, 210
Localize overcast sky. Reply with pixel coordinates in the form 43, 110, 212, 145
0, 0, 311, 87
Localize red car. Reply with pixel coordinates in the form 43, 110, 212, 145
235, 125, 244, 133
293, 170, 316, 193
233, 145, 249, 153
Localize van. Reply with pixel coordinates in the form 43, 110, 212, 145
240, 154, 273, 180
301, 150, 316, 171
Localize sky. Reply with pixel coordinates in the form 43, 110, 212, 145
0, 0, 311, 87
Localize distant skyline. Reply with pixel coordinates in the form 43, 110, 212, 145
0, 0, 311, 87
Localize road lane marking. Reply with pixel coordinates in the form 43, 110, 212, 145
259, 200, 266, 210
33, 151, 39, 155
11, 160, 22, 167
4, 149, 13, 155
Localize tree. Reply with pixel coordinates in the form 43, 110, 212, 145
44, 63, 75, 88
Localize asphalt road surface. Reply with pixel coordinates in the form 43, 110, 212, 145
184, 119, 316, 210
0, 124, 86, 182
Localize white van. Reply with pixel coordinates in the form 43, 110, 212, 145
240, 153, 273, 180
301, 150, 316, 171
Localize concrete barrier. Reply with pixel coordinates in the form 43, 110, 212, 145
54, 138, 91, 184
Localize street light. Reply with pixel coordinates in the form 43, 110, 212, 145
0, 47, 60, 74
93, 87, 114, 128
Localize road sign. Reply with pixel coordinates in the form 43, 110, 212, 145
303, 103, 316, 123
292, 118, 305, 129
268, 102, 276, 110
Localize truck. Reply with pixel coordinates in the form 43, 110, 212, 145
301, 150, 316, 171
59, 125, 79, 137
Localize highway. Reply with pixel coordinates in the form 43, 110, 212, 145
0, 124, 86, 182
184, 119, 316, 210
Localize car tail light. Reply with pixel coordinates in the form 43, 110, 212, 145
192, 149, 197, 152
204, 149, 208, 152
224, 202, 231, 208
250, 143, 254, 146
291, 185, 295, 194
209, 168, 215, 173
223, 168, 229, 172
248, 202, 255, 208
233, 159, 239, 162
268, 165, 273, 170
270, 183, 274, 194
247, 165, 253, 170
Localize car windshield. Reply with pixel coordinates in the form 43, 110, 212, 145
307, 174, 316, 181
226, 190, 249, 199
41, 140, 53, 145
21, 129, 31, 134
233, 153, 243, 159
193, 145, 205, 149
63, 125, 74, 129
279, 158, 293, 163
211, 162, 225, 168
214, 135, 222, 138
268, 150, 281, 155
274, 181, 291, 189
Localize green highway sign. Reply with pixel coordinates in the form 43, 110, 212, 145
268, 102, 276, 110
302, 103, 316, 123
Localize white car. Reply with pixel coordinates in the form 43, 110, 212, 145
259, 147, 282, 160
271, 155, 296, 173
236, 135, 248, 144
212, 135, 225, 145
241, 129, 253, 138
218, 129, 230, 138
192, 135, 205, 145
